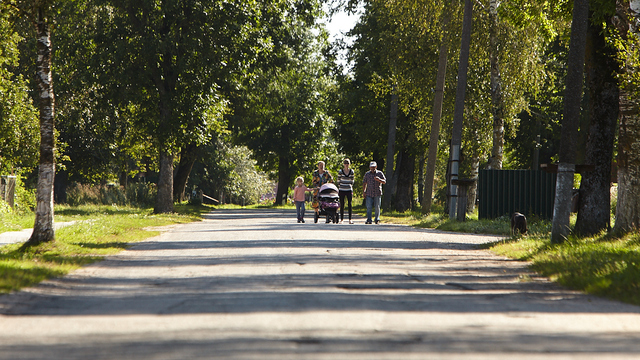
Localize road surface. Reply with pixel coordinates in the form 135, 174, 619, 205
1, 209, 639, 359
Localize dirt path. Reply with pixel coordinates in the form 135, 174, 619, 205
1, 209, 639, 359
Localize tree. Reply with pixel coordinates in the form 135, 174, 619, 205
422, 16, 450, 214
230, 0, 334, 205
332, 1, 395, 175
51, 0, 154, 187
382, 88, 398, 210
613, 0, 640, 234
449, 0, 473, 219
94, 0, 261, 213
575, 6, 620, 236
487, 0, 505, 170
189, 139, 272, 205
3, 0, 57, 246
551, 0, 589, 243
348, 0, 452, 212
504, 37, 568, 170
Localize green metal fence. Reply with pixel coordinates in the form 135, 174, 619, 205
478, 170, 556, 220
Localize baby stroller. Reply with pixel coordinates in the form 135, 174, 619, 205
314, 183, 340, 224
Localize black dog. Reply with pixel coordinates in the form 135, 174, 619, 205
511, 212, 528, 236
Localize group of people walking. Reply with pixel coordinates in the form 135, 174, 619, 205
293, 159, 386, 224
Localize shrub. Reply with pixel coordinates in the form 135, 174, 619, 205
125, 183, 157, 207
66, 182, 157, 207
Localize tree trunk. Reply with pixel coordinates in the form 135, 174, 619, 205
422, 37, 448, 215
551, 0, 589, 243
382, 88, 398, 210
154, 150, 175, 213
615, 92, 640, 233
173, 143, 198, 202
613, 0, 640, 233
467, 154, 479, 214
25, 7, 56, 247
449, 0, 473, 219
575, 14, 619, 236
488, 0, 504, 170
394, 149, 415, 212
119, 170, 128, 188
418, 152, 425, 205
276, 155, 291, 205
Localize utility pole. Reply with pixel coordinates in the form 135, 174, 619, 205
449, 0, 473, 219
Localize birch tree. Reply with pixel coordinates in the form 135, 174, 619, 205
3, 0, 57, 246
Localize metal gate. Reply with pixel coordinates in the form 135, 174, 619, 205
478, 170, 556, 220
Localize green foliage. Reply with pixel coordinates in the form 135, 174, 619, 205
504, 36, 568, 169
0, 10, 38, 172
12, 172, 36, 213
230, 0, 336, 200
65, 183, 157, 207
332, 2, 402, 168
189, 139, 272, 206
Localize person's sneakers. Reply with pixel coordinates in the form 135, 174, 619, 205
297, 219, 301, 223
375, 220, 379, 224
365, 220, 372, 224
301, 219, 305, 223
349, 220, 354, 224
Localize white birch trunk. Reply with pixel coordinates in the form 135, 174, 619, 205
26, 7, 56, 246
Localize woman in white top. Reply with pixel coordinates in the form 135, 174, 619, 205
337, 158, 355, 224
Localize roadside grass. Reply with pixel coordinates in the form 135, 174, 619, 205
490, 231, 640, 306
0, 204, 211, 293
372, 207, 640, 306
0, 211, 35, 233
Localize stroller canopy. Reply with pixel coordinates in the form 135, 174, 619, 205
319, 183, 339, 198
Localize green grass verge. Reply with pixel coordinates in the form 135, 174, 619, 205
490, 232, 640, 306
0, 211, 35, 233
364, 206, 639, 306
0, 204, 211, 293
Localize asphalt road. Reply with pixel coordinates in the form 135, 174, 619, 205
1, 208, 639, 359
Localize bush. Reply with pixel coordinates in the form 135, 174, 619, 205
0, 200, 11, 214
125, 183, 157, 207
3, 173, 36, 214
66, 182, 157, 207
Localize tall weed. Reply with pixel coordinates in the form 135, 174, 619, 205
66, 183, 157, 207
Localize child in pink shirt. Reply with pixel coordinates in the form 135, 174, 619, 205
294, 176, 313, 223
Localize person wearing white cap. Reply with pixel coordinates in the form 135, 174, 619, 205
362, 161, 386, 224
